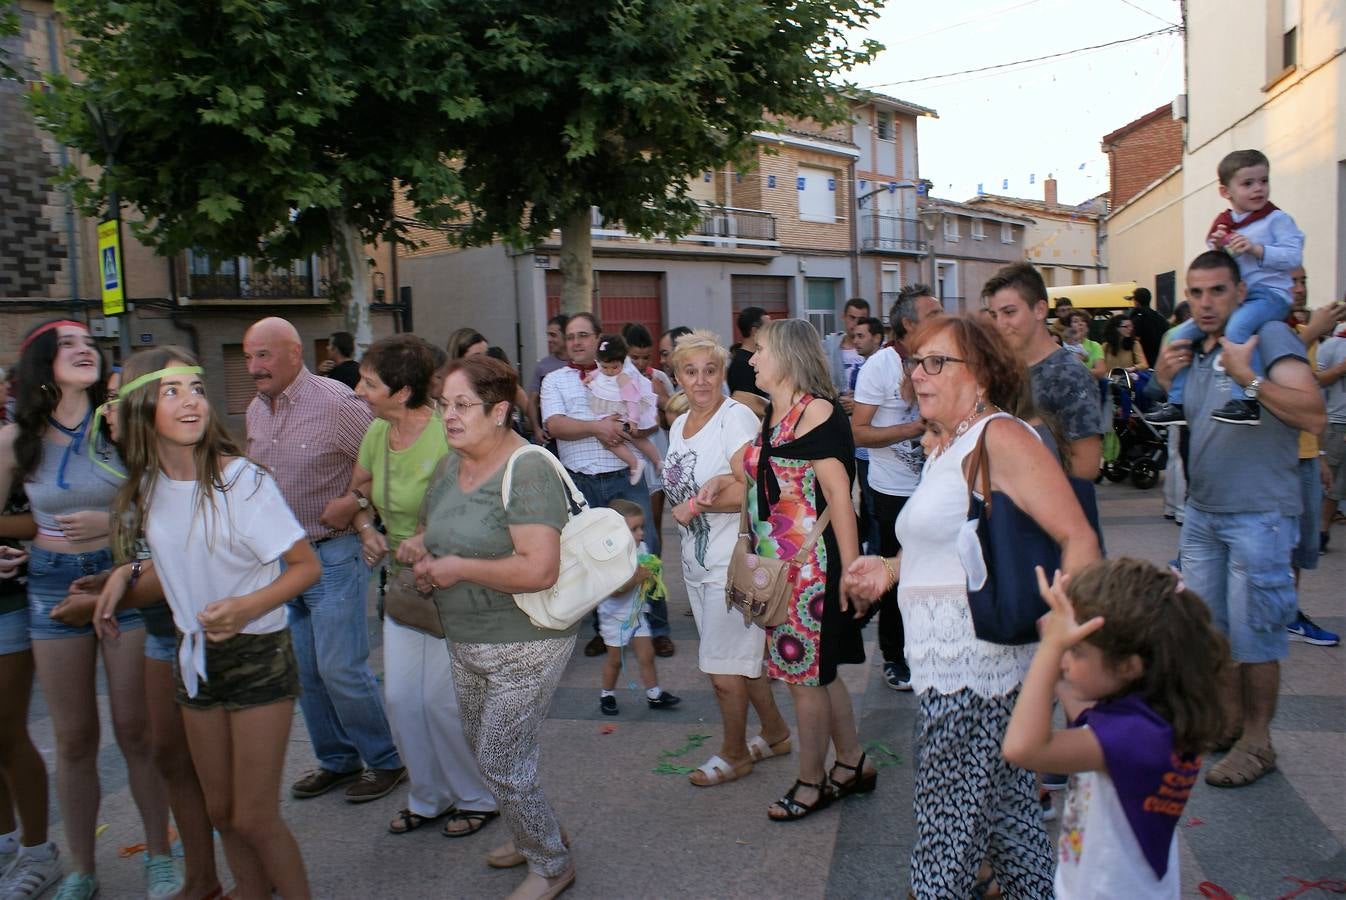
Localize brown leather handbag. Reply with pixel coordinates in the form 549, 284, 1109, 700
725, 492, 830, 628
380, 437, 445, 639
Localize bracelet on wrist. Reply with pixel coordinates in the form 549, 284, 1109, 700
880, 556, 897, 590
688, 497, 699, 515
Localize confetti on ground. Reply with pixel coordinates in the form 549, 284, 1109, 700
599, 724, 617, 735
1186, 817, 1205, 827
118, 842, 147, 858
652, 762, 697, 775
862, 739, 903, 768
735, 840, 750, 845
95, 824, 109, 838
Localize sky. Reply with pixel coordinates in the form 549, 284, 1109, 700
846, 0, 1186, 206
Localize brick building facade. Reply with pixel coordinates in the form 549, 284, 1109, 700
1101, 102, 1184, 210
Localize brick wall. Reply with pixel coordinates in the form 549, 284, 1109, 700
1106, 113, 1183, 209
745, 146, 852, 253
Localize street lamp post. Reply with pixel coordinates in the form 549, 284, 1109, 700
85, 100, 132, 362
918, 208, 942, 304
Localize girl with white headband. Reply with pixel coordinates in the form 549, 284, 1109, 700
95, 346, 318, 900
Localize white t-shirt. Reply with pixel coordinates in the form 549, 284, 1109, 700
852, 346, 923, 497
1055, 768, 1180, 899
662, 398, 760, 582
145, 459, 307, 694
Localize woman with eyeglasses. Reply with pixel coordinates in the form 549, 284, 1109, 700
396, 356, 575, 900
845, 316, 1099, 899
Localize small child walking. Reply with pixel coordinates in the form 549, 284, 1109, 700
1003, 558, 1230, 899
586, 335, 662, 484
597, 499, 680, 716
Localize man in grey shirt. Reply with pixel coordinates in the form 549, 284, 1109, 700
1153, 251, 1324, 789
985, 262, 1103, 479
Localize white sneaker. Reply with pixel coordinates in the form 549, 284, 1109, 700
1, 846, 64, 900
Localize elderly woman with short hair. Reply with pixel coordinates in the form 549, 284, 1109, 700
398, 356, 575, 900
343, 334, 497, 839
661, 330, 791, 787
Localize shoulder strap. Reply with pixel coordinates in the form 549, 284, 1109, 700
965, 422, 995, 516
501, 444, 584, 517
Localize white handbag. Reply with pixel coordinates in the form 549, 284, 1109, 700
501, 445, 638, 631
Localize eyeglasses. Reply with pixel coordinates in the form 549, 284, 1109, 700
567, 331, 595, 341
442, 399, 486, 416
902, 354, 966, 376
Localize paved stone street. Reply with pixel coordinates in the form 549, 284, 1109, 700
30, 481, 1346, 898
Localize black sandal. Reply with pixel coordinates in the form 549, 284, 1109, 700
829, 752, 877, 799
442, 809, 499, 838
768, 779, 833, 822
389, 808, 451, 834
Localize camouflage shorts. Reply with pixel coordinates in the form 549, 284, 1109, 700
175, 630, 301, 711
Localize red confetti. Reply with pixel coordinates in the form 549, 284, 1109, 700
599, 724, 617, 735
1186, 817, 1205, 827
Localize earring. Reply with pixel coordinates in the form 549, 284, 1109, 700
497, 418, 504, 426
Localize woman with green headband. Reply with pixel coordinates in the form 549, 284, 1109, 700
0, 320, 173, 900
95, 346, 319, 900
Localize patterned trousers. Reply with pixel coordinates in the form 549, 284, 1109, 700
910, 688, 1054, 899
450, 636, 576, 877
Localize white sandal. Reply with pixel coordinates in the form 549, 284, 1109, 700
747, 734, 793, 762
689, 754, 753, 787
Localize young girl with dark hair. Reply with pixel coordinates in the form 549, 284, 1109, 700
0, 320, 173, 900
95, 347, 318, 900
1004, 558, 1230, 897
586, 334, 662, 484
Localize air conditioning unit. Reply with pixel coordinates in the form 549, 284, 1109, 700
1171, 94, 1188, 120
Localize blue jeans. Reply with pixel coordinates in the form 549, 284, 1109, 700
287, 534, 401, 772
568, 469, 667, 637
1167, 286, 1291, 405
1180, 505, 1297, 663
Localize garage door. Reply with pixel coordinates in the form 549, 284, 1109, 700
546, 271, 663, 339
730, 275, 791, 320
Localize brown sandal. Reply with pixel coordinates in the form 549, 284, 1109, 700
1205, 739, 1276, 787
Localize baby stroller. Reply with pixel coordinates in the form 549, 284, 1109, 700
1100, 368, 1167, 489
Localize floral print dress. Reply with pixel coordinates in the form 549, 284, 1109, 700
742, 395, 863, 686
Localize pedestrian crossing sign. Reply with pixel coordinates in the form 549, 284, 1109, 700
98, 220, 125, 315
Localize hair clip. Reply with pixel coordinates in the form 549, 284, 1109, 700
598, 340, 610, 351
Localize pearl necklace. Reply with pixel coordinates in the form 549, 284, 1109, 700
930, 401, 998, 460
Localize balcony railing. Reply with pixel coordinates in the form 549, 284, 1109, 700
187, 271, 327, 300
590, 203, 777, 248
860, 213, 927, 254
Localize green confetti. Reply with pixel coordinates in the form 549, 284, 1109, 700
651, 733, 715, 774
863, 739, 903, 768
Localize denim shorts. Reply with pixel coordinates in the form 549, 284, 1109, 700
27, 547, 143, 640
175, 630, 301, 711
1181, 506, 1297, 663
1293, 457, 1321, 571
0, 608, 29, 655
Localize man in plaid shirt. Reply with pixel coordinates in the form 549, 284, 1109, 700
244, 317, 405, 803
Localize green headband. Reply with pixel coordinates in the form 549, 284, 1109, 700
118, 365, 204, 399
89, 365, 207, 480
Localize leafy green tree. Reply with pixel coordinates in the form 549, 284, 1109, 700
29, 1, 480, 348
449, 0, 883, 312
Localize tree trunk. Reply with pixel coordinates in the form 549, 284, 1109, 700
331, 208, 373, 356
558, 207, 593, 315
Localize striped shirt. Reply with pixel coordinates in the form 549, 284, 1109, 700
246, 367, 372, 540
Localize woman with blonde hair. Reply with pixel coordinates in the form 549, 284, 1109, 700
698, 318, 872, 820
662, 330, 790, 787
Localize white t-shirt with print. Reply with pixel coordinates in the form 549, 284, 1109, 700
662, 399, 760, 583
852, 346, 922, 497
1055, 767, 1180, 899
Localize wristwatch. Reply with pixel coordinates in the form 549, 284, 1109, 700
352, 489, 370, 510
1244, 378, 1262, 400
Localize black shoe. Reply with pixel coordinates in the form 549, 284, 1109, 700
583, 634, 606, 657
882, 661, 912, 692
1144, 403, 1187, 426
600, 695, 618, 716
647, 690, 681, 710
1210, 398, 1260, 425
1321, 532, 1330, 554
